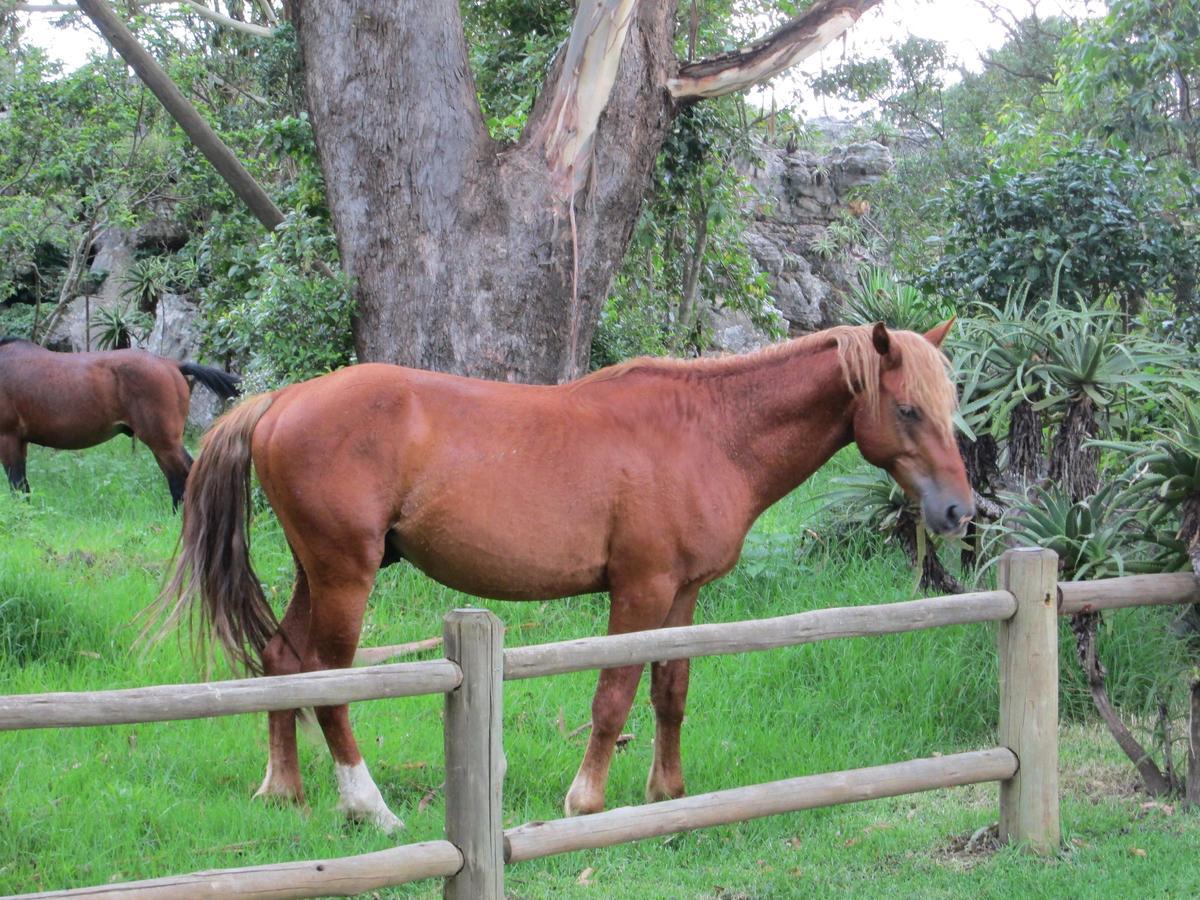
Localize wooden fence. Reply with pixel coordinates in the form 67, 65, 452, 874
3, 547, 1198, 898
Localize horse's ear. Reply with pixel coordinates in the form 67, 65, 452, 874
924, 317, 956, 348
871, 322, 891, 356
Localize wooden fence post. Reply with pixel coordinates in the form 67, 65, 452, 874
998, 547, 1060, 854
443, 609, 505, 899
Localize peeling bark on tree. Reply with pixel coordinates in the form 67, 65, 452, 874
291, 0, 880, 383
292, 1, 676, 382
1071, 611, 1173, 797
669, 0, 882, 100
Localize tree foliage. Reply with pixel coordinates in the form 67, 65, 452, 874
921, 144, 1190, 313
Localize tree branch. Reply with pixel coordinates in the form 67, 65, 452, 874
669, 0, 883, 101
137, 0, 274, 37
530, 0, 638, 199
74, 0, 284, 230
23, 0, 273, 34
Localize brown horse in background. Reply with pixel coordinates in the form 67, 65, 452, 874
158, 322, 972, 832
0, 337, 239, 507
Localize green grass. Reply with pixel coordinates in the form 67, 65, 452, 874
2, 440, 1199, 897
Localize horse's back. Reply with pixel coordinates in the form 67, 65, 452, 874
0, 344, 187, 448
250, 363, 753, 600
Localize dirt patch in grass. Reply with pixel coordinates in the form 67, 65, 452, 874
934, 822, 1001, 870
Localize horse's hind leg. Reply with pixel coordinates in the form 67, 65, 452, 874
646, 583, 701, 804
254, 562, 312, 805
128, 388, 192, 508
564, 574, 678, 817
292, 537, 401, 832
149, 443, 192, 510
0, 436, 29, 493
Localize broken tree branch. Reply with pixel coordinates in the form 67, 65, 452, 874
1071, 611, 1173, 796
74, 0, 284, 231
669, 0, 883, 101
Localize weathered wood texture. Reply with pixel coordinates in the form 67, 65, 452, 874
444, 610, 505, 899
18, 840, 462, 899
504, 591, 1016, 680
504, 748, 1016, 862
353, 636, 443, 666
0, 660, 461, 731
1058, 572, 1200, 615
74, 0, 284, 231
998, 548, 1061, 854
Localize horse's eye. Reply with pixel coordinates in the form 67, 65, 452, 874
898, 404, 921, 422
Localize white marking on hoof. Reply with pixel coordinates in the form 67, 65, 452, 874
334, 761, 404, 833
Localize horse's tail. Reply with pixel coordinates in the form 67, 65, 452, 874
151, 393, 276, 674
178, 361, 241, 401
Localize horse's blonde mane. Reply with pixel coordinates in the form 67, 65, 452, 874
578, 324, 957, 437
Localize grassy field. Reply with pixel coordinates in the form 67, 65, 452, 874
2, 439, 1199, 898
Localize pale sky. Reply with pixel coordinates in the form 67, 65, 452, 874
20, 0, 1102, 119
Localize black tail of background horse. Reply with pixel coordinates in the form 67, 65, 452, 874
178, 362, 241, 401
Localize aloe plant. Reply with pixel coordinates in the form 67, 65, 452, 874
957, 287, 1053, 488
988, 482, 1158, 581
842, 266, 953, 333
1036, 303, 1181, 502
91, 302, 151, 351
1096, 390, 1200, 576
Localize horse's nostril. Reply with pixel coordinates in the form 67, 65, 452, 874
947, 503, 974, 526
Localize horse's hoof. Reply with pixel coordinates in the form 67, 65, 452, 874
645, 783, 685, 804
334, 761, 404, 833
253, 763, 304, 806
563, 792, 604, 818
645, 770, 686, 804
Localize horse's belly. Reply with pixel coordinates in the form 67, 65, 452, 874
26, 418, 126, 450
391, 518, 607, 602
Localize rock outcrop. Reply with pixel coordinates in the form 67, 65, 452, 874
707, 139, 893, 352
42, 224, 224, 428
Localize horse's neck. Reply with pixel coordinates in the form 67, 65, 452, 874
706, 343, 857, 514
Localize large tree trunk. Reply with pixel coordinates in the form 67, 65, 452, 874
292, 0, 881, 383
293, 1, 677, 383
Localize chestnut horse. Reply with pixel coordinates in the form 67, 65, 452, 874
159, 322, 972, 832
0, 337, 239, 507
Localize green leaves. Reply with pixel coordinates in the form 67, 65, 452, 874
988, 483, 1156, 581
920, 143, 1189, 314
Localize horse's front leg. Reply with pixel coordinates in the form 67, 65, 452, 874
646, 583, 701, 803
0, 436, 29, 493
564, 574, 678, 817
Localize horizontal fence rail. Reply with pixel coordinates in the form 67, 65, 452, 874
21, 840, 463, 899
11, 552, 1200, 899
505, 590, 1016, 680
504, 748, 1017, 862
1058, 572, 1200, 615
0, 659, 461, 731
